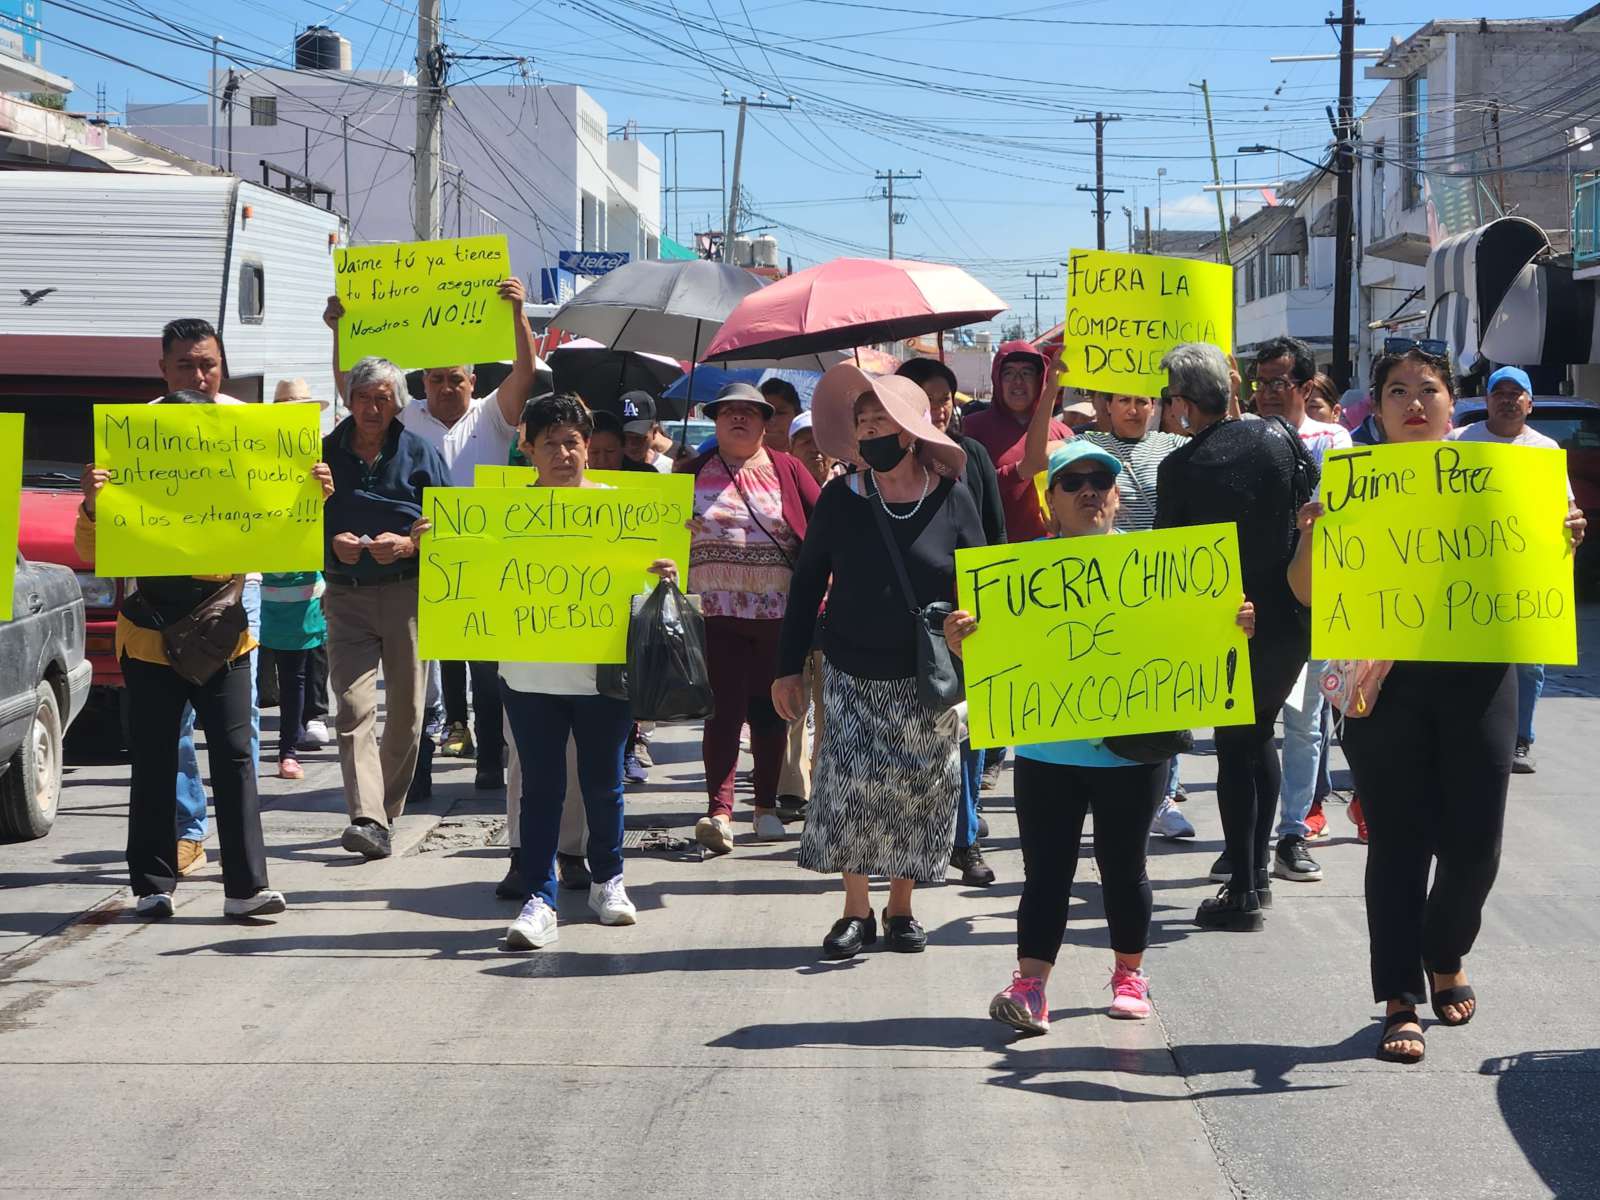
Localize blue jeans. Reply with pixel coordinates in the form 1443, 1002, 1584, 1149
176, 579, 261, 841
502, 687, 631, 909
954, 741, 981, 850
1276, 658, 1326, 841
1516, 662, 1543, 744
1165, 755, 1181, 801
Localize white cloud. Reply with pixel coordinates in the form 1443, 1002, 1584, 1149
1164, 190, 1269, 222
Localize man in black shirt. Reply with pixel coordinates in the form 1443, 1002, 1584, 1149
1155, 342, 1312, 931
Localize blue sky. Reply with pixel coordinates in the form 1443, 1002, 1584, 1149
32, 0, 1575, 327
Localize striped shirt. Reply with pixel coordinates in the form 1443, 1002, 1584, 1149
1082, 430, 1187, 532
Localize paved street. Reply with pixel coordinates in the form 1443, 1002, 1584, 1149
3, 615, 1599, 1199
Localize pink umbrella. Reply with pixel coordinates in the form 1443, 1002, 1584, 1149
701, 258, 1006, 362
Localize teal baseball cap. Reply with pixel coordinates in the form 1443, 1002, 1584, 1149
1046, 439, 1122, 487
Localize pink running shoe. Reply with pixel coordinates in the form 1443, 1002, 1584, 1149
1107, 963, 1152, 1020
989, 971, 1049, 1036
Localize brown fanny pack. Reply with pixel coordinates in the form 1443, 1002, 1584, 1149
126, 577, 248, 685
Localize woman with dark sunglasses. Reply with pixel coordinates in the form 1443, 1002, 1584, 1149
947, 404, 1255, 1033
1288, 345, 1585, 1063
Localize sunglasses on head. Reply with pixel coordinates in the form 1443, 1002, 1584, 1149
1383, 336, 1449, 358
1052, 469, 1117, 493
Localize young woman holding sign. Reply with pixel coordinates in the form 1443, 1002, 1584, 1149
1287, 346, 1586, 1063
945, 440, 1256, 1033
485, 393, 679, 951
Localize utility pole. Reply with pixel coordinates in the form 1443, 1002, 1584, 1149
1190, 81, 1229, 266
1328, 0, 1365, 391
1025, 269, 1057, 339
1073, 112, 1123, 250
1143, 206, 1152, 253
223, 70, 238, 174
342, 115, 352, 223
414, 0, 443, 241
722, 93, 793, 263
876, 169, 921, 258
209, 35, 221, 167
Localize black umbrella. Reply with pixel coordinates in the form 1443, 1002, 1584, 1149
547, 339, 685, 416
404, 356, 552, 401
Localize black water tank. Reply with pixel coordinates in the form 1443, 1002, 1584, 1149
295, 25, 341, 71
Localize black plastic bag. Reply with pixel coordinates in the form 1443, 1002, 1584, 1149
626, 579, 714, 722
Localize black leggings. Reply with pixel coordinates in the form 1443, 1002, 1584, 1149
1213, 627, 1308, 891
1014, 755, 1167, 961
1340, 662, 1515, 1005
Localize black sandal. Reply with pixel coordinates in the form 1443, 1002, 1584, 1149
1376, 1010, 1426, 1064
1429, 980, 1477, 1027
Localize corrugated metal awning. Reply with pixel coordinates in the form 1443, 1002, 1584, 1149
1266, 216, 1307, 256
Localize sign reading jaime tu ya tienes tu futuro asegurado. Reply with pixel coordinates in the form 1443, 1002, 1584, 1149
334, 235, 514, 370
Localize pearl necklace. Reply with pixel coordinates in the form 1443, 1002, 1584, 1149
871, 464, 931, 521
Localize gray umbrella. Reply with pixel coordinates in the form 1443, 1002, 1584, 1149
550, 259, 765, 361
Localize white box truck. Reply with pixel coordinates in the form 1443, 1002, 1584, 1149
0, 171, 346, 734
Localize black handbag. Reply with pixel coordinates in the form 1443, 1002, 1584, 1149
865, 478, 962, 713
1104, 728, 1193, 764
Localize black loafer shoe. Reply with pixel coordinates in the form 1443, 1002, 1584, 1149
475, 765, 505, 791
556, 852, 591, 890
776, 794, 808, 822
340, 819, 391, 860
822, 914, 877, 959
882, 911, 928, 953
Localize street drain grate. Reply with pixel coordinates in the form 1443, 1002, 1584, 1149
624, 828, 695, 852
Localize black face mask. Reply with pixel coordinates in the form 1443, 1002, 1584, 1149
859, 432, 909, 472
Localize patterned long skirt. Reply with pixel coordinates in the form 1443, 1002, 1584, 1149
797, 663, 960, 882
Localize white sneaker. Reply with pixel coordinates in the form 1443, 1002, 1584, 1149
505, 898, 559, 950
302, 719, 331, 747
135, 893, 173, 919
1150, 796, 1196, 840
588, 877, 637, 926
223, 889, 288, 918
751, 810, 788, 842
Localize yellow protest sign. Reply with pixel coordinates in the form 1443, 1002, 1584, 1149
417, 485, 692, 662
335, 235, 515, 370
955, 524, 1255, 750
1062, 248, 1233, 399
92, 404, 324, 576
0, 413, 21, 621
474, 462, 692, 510
1311, 441, 1576, 664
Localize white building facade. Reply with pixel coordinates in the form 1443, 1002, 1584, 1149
129, 60, 661, 294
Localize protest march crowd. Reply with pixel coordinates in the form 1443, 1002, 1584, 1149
69, 269, 1586, 1068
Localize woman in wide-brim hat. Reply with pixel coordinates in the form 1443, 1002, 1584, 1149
773, 362, 986, 961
